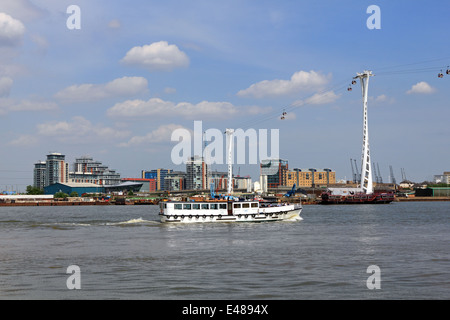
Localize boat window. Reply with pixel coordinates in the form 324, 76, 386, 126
201, 204, 209, 210
192, 203, 200, 210
251, 203, 258, 208
183, 204, 191, 210
174, 204, 182, 210
210, 204, 218, 210
233, 203, 241, 208
219, 203, 227, 209
242, 203, 250, 208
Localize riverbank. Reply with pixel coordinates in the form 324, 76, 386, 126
395, 196, 450, 202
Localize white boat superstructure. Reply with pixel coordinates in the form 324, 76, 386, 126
159, 200, 302, 223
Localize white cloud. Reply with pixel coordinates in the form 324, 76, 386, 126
119, 124, 186, 147
9, 134, 38, 146
0, 97, 58, 114
8, 99, 58, 111
164, 87, 176, 94
0, 12, 25, 46
107, 97, 268, 120
36, 116, 131, 143
237, 70, 331, 98
0, 76, 13, 96
0, 0, 44, 22
54, 76, 148, 103
370, 94, 395, 104
292, 90, 340, 107
406, 81, 436, 95
305, 90, 340, 105
121, 41, 189, 72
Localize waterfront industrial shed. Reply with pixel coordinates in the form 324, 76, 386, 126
44, 182, 143, 195
44, 183, 105, 195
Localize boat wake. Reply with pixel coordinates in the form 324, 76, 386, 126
106, 218, 155, 226
38, 218, 158, 229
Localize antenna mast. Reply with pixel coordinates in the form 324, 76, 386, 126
354, 70, 374, 194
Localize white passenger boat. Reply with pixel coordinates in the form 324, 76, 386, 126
159, 200, 302, 223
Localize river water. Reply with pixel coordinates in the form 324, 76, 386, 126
0, 202, 448, 300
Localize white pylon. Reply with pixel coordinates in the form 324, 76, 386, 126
354, 70, 374, 194
225, 128, 234, 195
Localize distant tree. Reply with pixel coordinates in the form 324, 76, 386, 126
26, 185, 44, 195
70, 191, 79, 197
54, 192, 69, 199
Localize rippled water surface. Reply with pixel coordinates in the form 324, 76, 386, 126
0, 202, 448, 299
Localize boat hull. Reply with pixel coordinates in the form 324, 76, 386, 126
159, 204, 302, 223
320, 192, 395, 204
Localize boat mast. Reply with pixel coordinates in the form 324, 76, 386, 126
354, 70, 374, 194
225, 128, 234, 195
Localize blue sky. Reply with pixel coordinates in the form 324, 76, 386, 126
0, 0, 449, 190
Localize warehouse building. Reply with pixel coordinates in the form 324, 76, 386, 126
44, 183, 105, 195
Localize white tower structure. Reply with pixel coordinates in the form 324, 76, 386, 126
354, 70, 374, 194
225, 128, 234, 194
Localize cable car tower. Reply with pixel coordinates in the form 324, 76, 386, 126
354, 70, 374, 194
225, 128, 234, 195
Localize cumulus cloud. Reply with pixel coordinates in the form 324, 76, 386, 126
119, 124, 186, 147
36, 116, 130, 143
406, 81, 436, 94
237, 70, 331, 98
121, 41, 189, 72
0, 12, 25, 46
107, 97, 268, 120
54, 76, 148, 103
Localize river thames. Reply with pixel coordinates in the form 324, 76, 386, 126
0, 201, 448, 300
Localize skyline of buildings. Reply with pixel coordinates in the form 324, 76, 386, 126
34, 153, 121, 190
26, 151, 450, 195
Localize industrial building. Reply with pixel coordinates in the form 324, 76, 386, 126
186, 156, 208, 190
260, 159, 288, 188
34, 154, 121, 192
434, 172, 450, 184
121, 178, 156, 193
69, 156, 121, 186
33, 161, 46, 190
164, 171, 186, 191
284, 168, 336, 188
33, 153, 69, 190
142, 169, 171, 191
44, 182, 105, 195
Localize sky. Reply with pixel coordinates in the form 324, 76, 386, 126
0, 0, 449, 191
